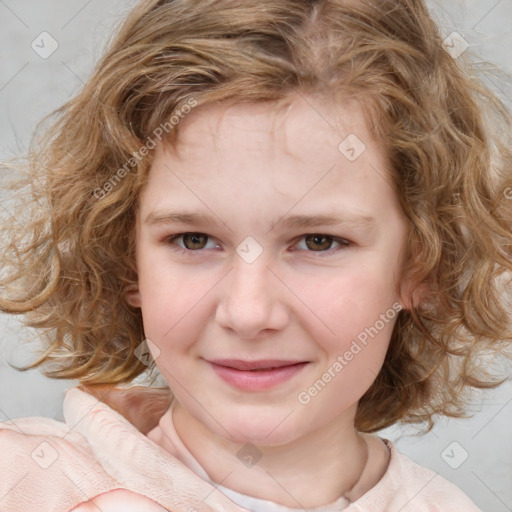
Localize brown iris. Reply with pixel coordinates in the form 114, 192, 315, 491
304, 234, 334, 251
182, 233, 208, 250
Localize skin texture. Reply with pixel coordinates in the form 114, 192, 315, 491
126, 93, 414, 508
71, 489, 169, 511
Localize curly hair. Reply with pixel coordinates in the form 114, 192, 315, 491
1, 0, 511, 433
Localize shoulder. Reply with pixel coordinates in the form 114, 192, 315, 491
0, 416, 118, 512
353, 437, 482, 512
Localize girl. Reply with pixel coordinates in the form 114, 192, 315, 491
1, 0, 511, 510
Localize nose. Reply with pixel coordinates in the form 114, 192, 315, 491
215, 256, 290, 339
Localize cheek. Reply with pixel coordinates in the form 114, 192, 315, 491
293, 265, 399, 346
137, 252, 211, 332
295, 272, 399, 413
138, 271, 215, 366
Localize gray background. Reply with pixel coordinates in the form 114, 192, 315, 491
0, 1, 511, 511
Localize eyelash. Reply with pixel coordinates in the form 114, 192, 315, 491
164, 232, 352, 256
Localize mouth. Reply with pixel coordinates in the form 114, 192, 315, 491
206, 359, 310, 391
209, 359, 308, 371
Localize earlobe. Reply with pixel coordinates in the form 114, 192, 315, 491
399, 279, 430, 311
125, 283, 142, 308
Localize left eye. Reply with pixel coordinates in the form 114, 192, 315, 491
294, 234, 350, 252
165, 232, 350, 253
167, 232, 218, 251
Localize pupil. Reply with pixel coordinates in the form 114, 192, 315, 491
306, 235, 332, 251
184, 233, 206, 249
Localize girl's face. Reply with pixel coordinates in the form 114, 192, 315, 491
130, 95, 411, 445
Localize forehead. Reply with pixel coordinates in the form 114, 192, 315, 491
168, 94, 380, 168
140, 94, 401, 233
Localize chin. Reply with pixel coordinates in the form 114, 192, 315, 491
209, 408, 305, 447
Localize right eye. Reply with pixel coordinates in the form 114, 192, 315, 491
166, 232, 219, 252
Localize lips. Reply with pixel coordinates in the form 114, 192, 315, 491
209, 359, 307, 371
206, 359, 310, 391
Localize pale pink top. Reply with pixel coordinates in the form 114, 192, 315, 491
0, 387, 482, 511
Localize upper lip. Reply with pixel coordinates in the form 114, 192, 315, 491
208, 359, 308, 370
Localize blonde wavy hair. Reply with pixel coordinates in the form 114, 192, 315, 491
1, 0, 511, 433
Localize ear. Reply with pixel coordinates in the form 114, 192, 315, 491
397, 232, 432, 312
125, 283, 142, 308
398, 265, 433, 312
400, 280, 430, 311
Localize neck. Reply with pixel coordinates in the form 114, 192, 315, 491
172, 402, 372, 509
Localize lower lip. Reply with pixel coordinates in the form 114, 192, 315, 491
208, 362, 309, 391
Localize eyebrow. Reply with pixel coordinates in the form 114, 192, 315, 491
144, 210, 377, 231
